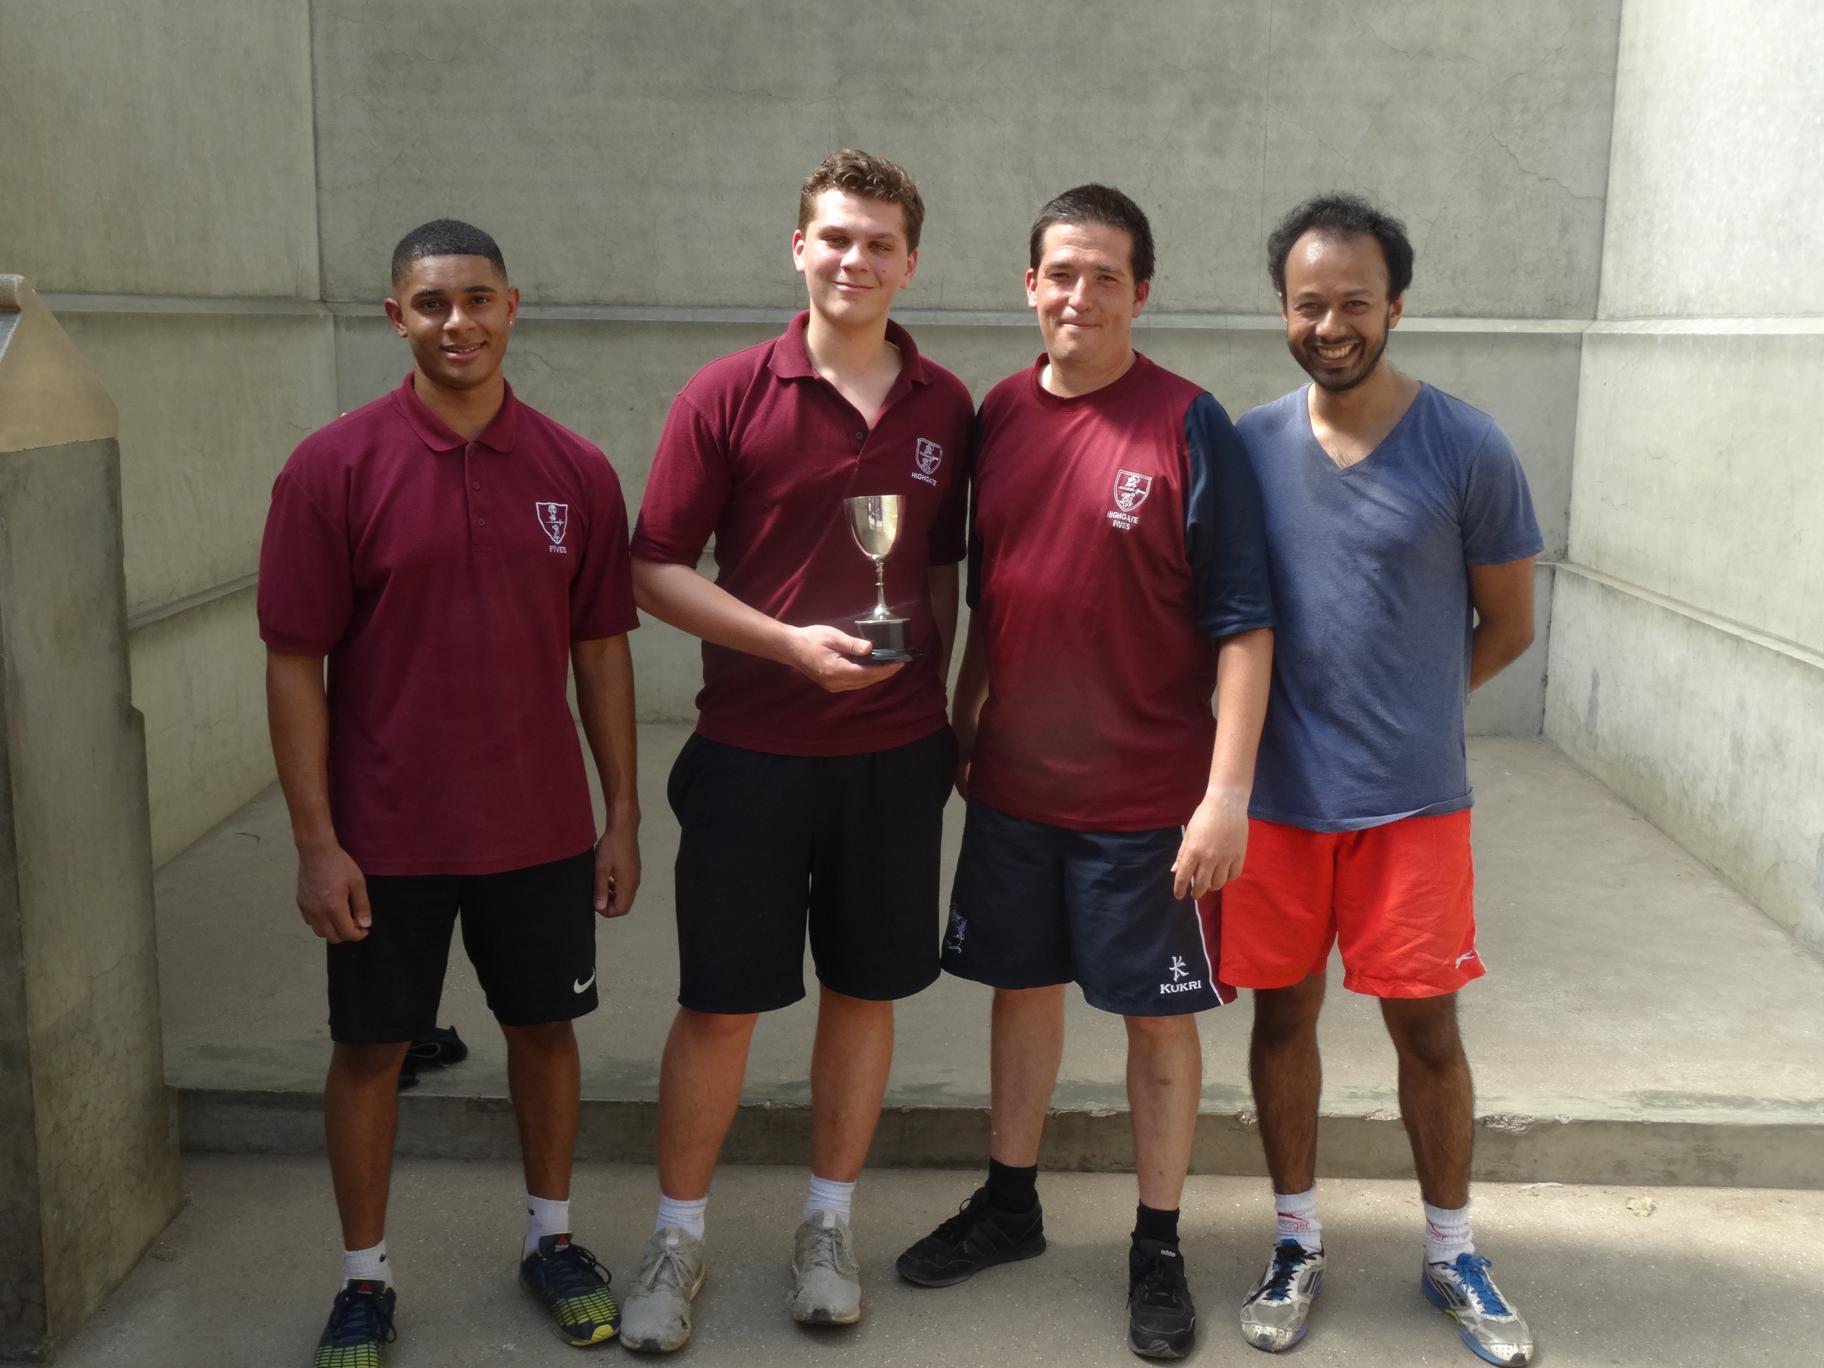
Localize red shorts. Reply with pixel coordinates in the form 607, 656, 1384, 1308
1218, 811, 1483, 998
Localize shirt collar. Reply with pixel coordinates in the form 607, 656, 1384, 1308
391, 372, 521, 453
768, 310, 930, 386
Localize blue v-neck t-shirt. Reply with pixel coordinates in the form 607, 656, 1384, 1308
1237, 383, 1542, 831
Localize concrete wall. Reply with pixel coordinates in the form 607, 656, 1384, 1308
0, 280, 180, 1362
1544, 0, 1824, 947
323, 0, 1613, 727
4, 0, 1621, 865
0, 2, 330, 864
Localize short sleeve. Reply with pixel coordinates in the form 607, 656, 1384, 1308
1460, 422, 1545, 566
629, 392, 730, 566
571, 451, 640, 640
1184, 393, 1276, 639
257, 455, 353, 656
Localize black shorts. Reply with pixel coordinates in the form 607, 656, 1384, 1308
941, 801, 1237, 1017
326, 848, 598, 1045
667, 728, 955, 1013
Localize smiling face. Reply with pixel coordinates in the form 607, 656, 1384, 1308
1279, 230, 1403, 392
792, 189, 918, 330
1025, 220, 1151, 379
384, 254, 518, 393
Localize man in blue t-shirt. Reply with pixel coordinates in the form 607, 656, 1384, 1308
1223, 194, 1542, 1367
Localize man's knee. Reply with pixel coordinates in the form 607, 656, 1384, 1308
501, 1019, 577, 1054
1382, 995, 1464, 1069
330, 1040, 411, 1081
1123, 1012, 1199, 1046
1252, 974, 1326, 1041
676, 1005, 760, 1044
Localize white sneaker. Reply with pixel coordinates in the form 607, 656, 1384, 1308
1239, 1240, 1325, 1352
619, 1227, 706, 1353
788, 1211, 862, 1325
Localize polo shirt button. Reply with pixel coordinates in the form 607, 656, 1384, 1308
477, 517, 487, 526
854, 431, 865, 442
472, 481, 481, 491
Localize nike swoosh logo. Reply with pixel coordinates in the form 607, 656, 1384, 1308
573, 972, 597, 994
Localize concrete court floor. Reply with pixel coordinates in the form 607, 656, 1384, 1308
56, 1156, 1824, 1368
154, 727, 1824, 1150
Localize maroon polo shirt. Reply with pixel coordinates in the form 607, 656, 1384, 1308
632, 312, 973, 755
258, 374, 639, 875
968, 354, 1276, 830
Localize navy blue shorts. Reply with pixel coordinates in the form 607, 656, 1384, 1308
941, 801, 1236, 1017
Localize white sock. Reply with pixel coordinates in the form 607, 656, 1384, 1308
656, 1191, 708, 1241
1423, 1201, 1475, 1264
1274, 1187, 1323, 1253
525, 1194, 571, 1257
343, 1240, 391, 1289
804, 1174, 856, 1225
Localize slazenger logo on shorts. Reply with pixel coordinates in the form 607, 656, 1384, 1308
1160, 954, 1202, 994
536, 501, 570, 553
912, 437, 943, 487
1108, 470, 1152, 532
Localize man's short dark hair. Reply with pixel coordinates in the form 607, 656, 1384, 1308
799, 149, 926, 251
390, 219, 507, 288
1266, 193, 1413, 300
1028, 184, 1156, 285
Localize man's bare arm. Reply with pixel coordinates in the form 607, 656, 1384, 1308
632, 556, 904, 694
573, 634, 640, 917
1468, 558, 1536, 691
1173, 627, 1274, 898
266, 649, 371, 942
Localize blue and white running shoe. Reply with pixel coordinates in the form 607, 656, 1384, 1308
1421, 1252, 1534, 1365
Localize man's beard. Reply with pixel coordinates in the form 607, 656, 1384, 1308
1291, 328, 1388, 393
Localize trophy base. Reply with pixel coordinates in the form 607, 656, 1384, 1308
855, 615, 915, 665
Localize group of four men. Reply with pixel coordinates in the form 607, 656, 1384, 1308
259, 150, 1542, 1368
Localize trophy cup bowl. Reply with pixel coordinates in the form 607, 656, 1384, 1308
844, 493, 915, 664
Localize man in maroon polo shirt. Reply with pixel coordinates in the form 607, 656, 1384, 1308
259, 220, 638, 1363
619, 150, 971, 1349
894, 186, 1275, 1361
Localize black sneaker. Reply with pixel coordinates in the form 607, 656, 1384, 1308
519, 1233, 620, 1346
313, 1280, 396, 1367
895, 1186, 1046, 1287
1127, 1239, 1196, 1359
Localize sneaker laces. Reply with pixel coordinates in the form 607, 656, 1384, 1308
636, 1239, 695, 1294
542, 1241, 611, 1298
1260, 1241, 1312, 1302
1449, 1254, 1511, 1318
1132, 1246, 1188, 1309
800, 1220, 851, 1273
327, 1285, 397, 1347
930, 1190, 993, 1243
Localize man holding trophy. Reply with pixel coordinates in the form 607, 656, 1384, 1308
623, 150, 972, 1349
897, 186, 1275, 1360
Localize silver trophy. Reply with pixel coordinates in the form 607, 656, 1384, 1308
844, 493, 915, 664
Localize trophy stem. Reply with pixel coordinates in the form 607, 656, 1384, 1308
872, 559, 889, 619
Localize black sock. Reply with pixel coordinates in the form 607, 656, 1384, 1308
1133, 1202, 1180, 1247
985, 1158, 1038, 1212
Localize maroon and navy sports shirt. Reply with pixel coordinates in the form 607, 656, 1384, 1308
632, 312, 973, 756
967, 354, 1275, 831
258, 375, 639, 876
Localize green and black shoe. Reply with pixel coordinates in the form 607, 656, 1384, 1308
313, 1280, 396, 1367
520, 1233, 620, 1346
